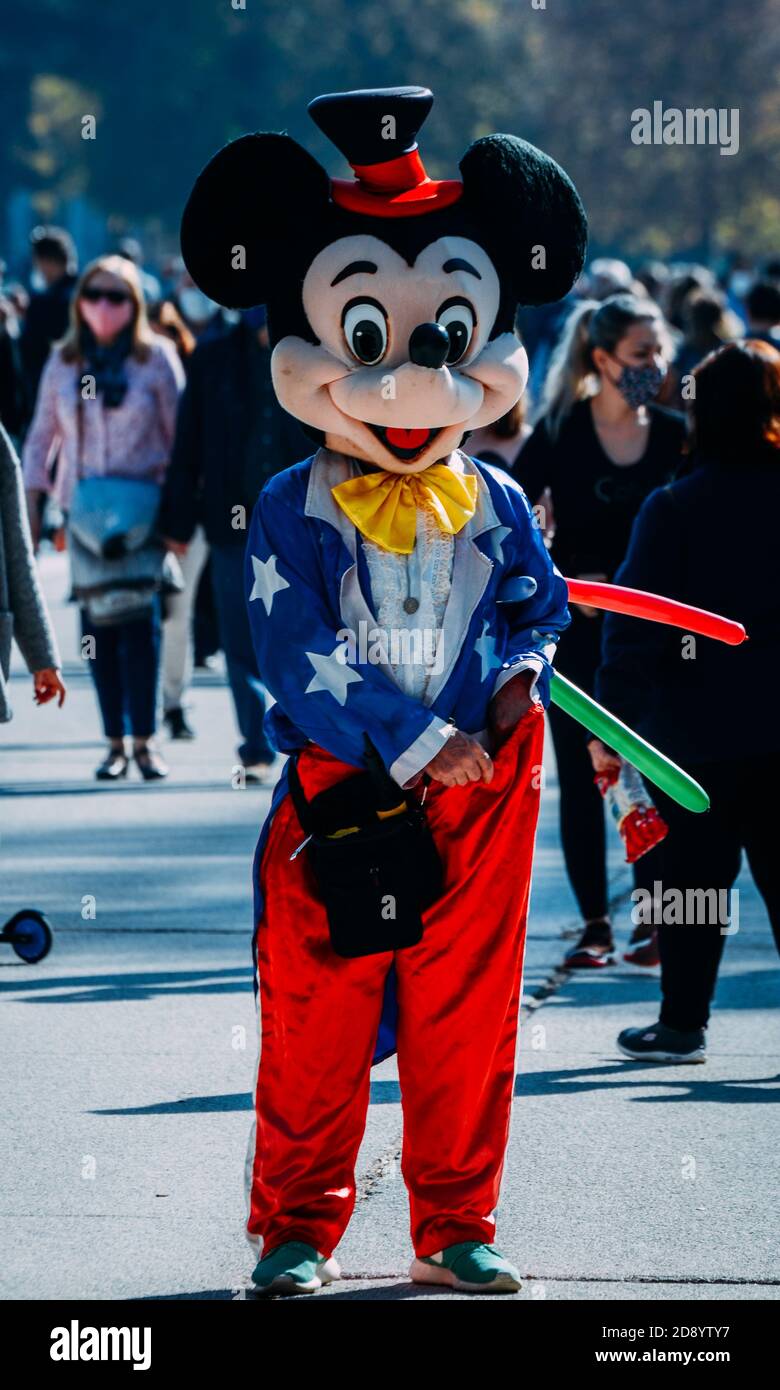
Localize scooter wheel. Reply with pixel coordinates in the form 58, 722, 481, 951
4, 910, 53, 964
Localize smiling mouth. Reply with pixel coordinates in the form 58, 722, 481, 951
367, 424, 442, 462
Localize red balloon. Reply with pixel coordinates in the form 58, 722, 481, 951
565, 579, 747, 646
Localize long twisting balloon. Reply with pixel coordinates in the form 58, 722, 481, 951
565, 579, 747, 646
497, 576, 741, 810
548, 671, 710, 813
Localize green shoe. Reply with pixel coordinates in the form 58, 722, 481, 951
251, 1240, 340, 1296
410, 1241, 522, 1294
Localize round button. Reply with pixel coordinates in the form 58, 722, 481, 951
403, 597, 419, 615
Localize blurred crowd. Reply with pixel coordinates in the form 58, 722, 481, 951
4, 233, 779, 445
1, 222, 779, 1060
1, 226, 309, 782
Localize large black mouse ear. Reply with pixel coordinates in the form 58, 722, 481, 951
180, 132, 331, 309
459, 135, 587, 308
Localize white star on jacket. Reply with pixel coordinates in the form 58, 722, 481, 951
475, 619, 504, 682
249, 553, 290, 615
489, 525, 512, 564
305, 645, 364, 706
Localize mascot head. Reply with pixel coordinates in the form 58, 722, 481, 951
181, 86, 587, 474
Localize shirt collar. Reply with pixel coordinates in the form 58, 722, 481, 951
304, 446, 501, 550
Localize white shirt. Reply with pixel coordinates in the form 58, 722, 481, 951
362, 504, 454, 701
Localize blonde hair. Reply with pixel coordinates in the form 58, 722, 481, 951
60, 254, 154, 363
541, 293, 671, 441
541, 300, 600, 440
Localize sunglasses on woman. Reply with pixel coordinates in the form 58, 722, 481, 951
81, 287, 132, 305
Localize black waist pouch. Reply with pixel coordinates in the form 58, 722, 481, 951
287, 745, 443, 959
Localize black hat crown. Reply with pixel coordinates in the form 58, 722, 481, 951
307, 86, 462, 218
308, 86, 433, 167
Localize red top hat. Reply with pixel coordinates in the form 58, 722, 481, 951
308, 86, 463, 219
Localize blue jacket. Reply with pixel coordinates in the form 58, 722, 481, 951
244, 448, 570, 780
245, 446, 570, 1062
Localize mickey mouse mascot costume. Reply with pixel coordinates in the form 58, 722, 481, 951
181, 86, 587, 1295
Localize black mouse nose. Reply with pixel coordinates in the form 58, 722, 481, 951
409, 321, 450, 369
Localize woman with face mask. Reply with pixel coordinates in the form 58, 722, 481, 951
591, 341, 780, 1062
515, 293, 687, 968
23, 255, 185, 780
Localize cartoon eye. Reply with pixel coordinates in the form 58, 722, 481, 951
437, 299, 475, 364
342, 300, 388, 365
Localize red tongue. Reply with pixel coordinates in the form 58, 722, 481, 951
385, 427, 431, 449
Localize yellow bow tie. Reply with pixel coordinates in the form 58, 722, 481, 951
331, 460, 479, 555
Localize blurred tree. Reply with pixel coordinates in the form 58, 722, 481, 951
3, 0, 779, 259
500, 0, 780, 259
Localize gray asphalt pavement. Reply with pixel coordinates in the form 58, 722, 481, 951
1, 552, 777, 1300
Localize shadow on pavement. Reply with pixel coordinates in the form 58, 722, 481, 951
0, 741, 103, 752
136, 1285, 442, 1300
516, 1062, 780, 1104
0, 781, 254, 797
94, 1078, 402, 1115
553, 965, 779, 1010
273, 1282, 451, 1300
93, 1068, 780, 1118
133, 1290, 237, 1300
0, 966, 251, 1003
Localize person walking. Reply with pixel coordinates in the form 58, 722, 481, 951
672, 288, 736, 385
160, 527, 209, 739
159, 307, 308, 779
515, 294, 687, 966
19, 226, 78, 410
1, 421, 65, 724
743, 280, 780, 347
0, 290, 27, 442
146, 299, 205, 740
22, 255, 184, 780
591, 340, 780, 1062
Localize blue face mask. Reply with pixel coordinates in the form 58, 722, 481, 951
613, 358, 667, 407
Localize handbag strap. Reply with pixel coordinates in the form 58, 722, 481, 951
286, 756, 314, 834
286, 749, 410, 838
362, 734, 411, 810
75, 377, 85, 482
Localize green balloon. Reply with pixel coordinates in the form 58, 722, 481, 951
549, 671, 710, 813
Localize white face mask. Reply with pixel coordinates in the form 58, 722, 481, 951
178, 286, 218, 324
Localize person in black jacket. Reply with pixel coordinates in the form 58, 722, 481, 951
0, 312, 27, 440
19, 227, 78, 410
159, 308, 309, 778
515, 294, 687, 967
591, 340, 780, 1062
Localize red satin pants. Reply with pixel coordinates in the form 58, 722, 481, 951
247, 705, 545, 1258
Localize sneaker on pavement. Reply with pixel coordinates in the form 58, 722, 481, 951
251, 1241, 340, 1296
565, 918, 616, 969
623, 929, 660, 967
410, 1241, 522, 1294
241, 759, 276, 785
627, 918, 653, 946
617, 1022, 707, 1063
164, 707, 196, 740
